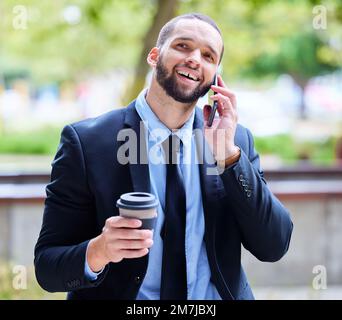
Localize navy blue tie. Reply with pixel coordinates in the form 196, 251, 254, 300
160, 134, 187, 300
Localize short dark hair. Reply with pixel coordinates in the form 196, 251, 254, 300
156, 13, 224, 64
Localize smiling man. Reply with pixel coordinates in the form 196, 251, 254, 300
34, 13, 293, 300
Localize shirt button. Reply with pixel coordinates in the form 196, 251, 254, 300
238, 174, 244, 181
246, 190, 252, 198
134, 276, 141, 284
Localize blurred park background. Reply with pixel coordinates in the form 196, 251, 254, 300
0, 0, 342, 300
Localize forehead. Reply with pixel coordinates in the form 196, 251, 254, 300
167, 18, 223, 53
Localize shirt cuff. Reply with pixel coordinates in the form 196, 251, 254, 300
84, 243, 104, 281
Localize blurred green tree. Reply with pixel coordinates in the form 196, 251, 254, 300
0, 0, 155, 83
1, 0, 341, 116
239, 1, 342, 118
179, 0, 342, 118
123, 0, 179, 103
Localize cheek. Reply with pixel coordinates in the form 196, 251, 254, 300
201, 73, 212, 85
167, 49, 189, 64
159, 53, 177, 68
204, 66, 218, 83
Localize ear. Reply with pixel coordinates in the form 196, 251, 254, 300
147, 47, 160, 68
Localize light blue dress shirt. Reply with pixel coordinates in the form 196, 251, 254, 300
85, 89, 222, 300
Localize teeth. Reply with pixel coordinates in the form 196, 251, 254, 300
177, 70, 199, 81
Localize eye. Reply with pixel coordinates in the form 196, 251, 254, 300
203, 52, 214, 61
177, 43, 188, 49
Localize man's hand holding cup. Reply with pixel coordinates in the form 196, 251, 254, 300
87, 192, 158, 272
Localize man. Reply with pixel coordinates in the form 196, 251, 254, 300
34, 13, 293, 300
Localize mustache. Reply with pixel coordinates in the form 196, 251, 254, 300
174, 63, 198, 70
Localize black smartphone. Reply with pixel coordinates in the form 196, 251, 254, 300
207, 74, 218, 127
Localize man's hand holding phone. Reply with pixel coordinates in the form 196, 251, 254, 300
203, 74, 240, 165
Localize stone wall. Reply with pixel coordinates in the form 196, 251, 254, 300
0, 201, 44, 265
0, 181, 342, 287
242, 197, 342, 286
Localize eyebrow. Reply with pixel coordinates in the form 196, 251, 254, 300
172, 37, 219, 60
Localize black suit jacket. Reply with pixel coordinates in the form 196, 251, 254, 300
34, 101, 293, 300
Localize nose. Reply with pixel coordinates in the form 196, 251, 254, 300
184, 49, 201, 68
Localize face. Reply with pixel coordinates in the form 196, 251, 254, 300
152, 19, 223, 103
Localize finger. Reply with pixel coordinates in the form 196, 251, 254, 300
211, 85, 235, 100
209, 94, 232, 116
119, 248, 149, 259
108, 216, 142, 229
114, 228, 153, 240
211, 76, 236, 106
203, 104, 212, 122
115, 239, 153, 250
218, 95, 234, 116
210, 87, 236, 109
217, 74, 231, 92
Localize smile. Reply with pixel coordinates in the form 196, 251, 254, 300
176, 70, 200, 81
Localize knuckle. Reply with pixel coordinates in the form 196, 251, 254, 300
138, 249, 146, 256
103, 228, 110, 238
147, 241, 153, 248
105, 217, 113, 224
108, 216, 120, 227
145, 239, 153, 246
112, 256, 122, 263
116, 240, 124, 249
144, 230, 153, 238
108, 216, 118, 223
127, 240, 135, 249
109, 243, 118, 251
125, 228, 134, 237
137, 232, 145, 240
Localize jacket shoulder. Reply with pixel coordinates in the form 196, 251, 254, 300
71, 107, 126, 134
55, 106, 131, 154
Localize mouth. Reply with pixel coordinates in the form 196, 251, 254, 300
176, 70, 200, 82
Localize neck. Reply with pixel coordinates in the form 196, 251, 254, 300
145, 78, 196, 130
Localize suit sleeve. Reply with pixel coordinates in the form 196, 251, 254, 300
220, 128, 293, 262
34, 125, 109, 292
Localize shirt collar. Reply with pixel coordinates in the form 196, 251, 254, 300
135, 88, 195, 148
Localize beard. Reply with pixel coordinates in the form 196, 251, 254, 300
156, 58, 212, 104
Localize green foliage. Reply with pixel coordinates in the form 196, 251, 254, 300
0, 127, 337, 165
180, 0, 342, 82
244, 31, 337, 83
0, 127, 62, 155
254, 134, 337, 165
254, 134, 297, 161
1, 0, 154, 83
1, 0, 341, 84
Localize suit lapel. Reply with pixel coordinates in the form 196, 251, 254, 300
122, 101, 151, 194
118, 101, 151, 277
